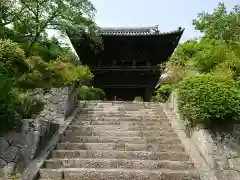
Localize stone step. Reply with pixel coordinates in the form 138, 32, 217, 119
69, 120, 172, 126
81, 104, 161, 108
44, 158, 194, 170
78, 115, 167, 119
71, 119, 170, 126
79, 111, 163, 115
63, 130, 177, 137
66, 124, 173, 131
84, 108, 162, 110
52, 150, 189, 161
76, 116, 168, 121
67, 122, 173, 132
40, 168, 200, 180
59, 135, 183, 146
79, 109, 163, 112
57, 142, 185, 152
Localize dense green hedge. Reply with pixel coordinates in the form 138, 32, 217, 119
156, 84, 172, 102
177, 74, 240, 127
77, 86, 105, 100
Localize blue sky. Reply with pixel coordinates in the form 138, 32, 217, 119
91, 0, 239, 42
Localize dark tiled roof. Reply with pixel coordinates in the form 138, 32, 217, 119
97, 26, 184, 36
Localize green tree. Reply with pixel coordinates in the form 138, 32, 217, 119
0, 39, 29, 79
10, 0, 97, 56
193, 2, 240, 41
0, 0, 21, 27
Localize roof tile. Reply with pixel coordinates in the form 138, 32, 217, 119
97, 26, 184, 36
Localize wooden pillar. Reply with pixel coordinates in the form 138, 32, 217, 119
146, 61, 151, 70
144, 87, 152, 102
132, 60, 136, 68
113, 60, 117, 66
98, 59, 102, 67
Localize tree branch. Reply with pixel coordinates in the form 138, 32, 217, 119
20, 0, 38, 19
2, 7, 24, 26
26, 3, 61, 56
39, 5, 61, 32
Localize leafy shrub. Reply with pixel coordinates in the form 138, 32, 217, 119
133, 97, 143, 102
156, 84, 172, 102
150, 96, 157, 102
77, 86, 105, 100
13, 93, 45, 119
192, 39, 230, 73
90, 88, 105, 100
19, 56, 93, 89
0, 76, 21, 136
0, 88, 45, 136
169, 40, 200, 67
177, 74, 240, 127
0, 39, 29, 78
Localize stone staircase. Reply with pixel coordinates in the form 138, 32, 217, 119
39, 101, 201, 180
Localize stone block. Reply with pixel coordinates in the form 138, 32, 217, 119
4, 132, 25, 148
0, 138, 9, 155
0, 168, 5, 177
215, 170, 240, 180
48, 96, 61, 104
13, 150, 22, 163
228, 158, 240, 171
3, 162, 16, 176
0, 159, 7, 168
1, 146, 19, 163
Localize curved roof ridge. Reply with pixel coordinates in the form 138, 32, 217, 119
100, 25, 158, 30
97, 26, 184, 36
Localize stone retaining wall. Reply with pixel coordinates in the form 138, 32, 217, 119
0, 86, 78, 178
165, 91, 240, 180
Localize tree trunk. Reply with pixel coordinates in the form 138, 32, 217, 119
26, 33, 40, 57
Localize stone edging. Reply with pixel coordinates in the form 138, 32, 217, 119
19, 104, 83, 180
163, 91, 240, 180
162, 104, 218, 180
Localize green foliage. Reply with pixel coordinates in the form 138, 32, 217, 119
156, 84, 172, 102
0, 77, 44, 135
9, 0, 97, 55
57, 48, 80, 65
192, 39, 237, 73
133, 97, 143, 102
0, 1, 98, 136
77, 86, 105, 100
170, 38, 240, 77
0, 0, 21, 27
13, 93, 45, 119
0, 39, 92, 135
150, 96, 157, 102
90, 88, 105, 100
193, 2, 240, 41
27, 37, 76, 62
177, 74, 240, 127
0, 39, 29, 78
170, 40, 199, 67
0, 75, 19, 136
18, 56, 93, 89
